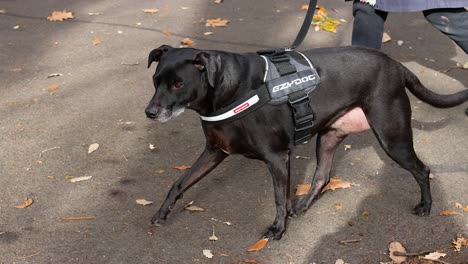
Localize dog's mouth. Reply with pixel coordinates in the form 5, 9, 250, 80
150, 106, 185, 122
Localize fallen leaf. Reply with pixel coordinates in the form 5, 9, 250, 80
214, 0, 223, 3
13, 25, 21, 30
322, 177, 352, 193
335, 203, 343, 210
162, 30, 172, 36
204, 32, 214, 35
464, 205, 468, 213
382, 32, 392, 43
439, 210, 461, 216
173, 165, 191, 170
136, 199, 153, 206
455, 202, 463, 209
0, 9, 6, 14
301, 5, 309, 10
143, 9, 159, 13
92, 37, 102, 45
158, 169, 166, 174
424, 252, 446, 261
247, 238, 268, 252
88, 143, 99, 154
397, 40, 404, 46
14, 198, 33, 209
69, 176, 92, 183
149, 143, 155, 150
462, 62, 468, 69
184, 205, 205, 212
241, 259, 259, 264
205, 18, 229, 27
388, 242, 407, 264
203, 249, 214, 259
344, 144, 352, 150
335, 259, 345, 264
47, 10, 74, 21
295, 183, 311, 195
209, 228, 218, 241
62, 216, 96, 220
361, 210, 369, 216
47, 73, 62, 78
88, 12, 101, 16
47, 85, 59, 91
181, 38, 195, 46
452, 234, 468, 251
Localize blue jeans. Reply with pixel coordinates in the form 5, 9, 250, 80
352, 1, 468, 53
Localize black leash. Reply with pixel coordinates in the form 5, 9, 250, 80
287, 0, 318, 51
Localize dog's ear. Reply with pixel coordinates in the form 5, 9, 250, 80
148, 45, 173, 68
193, 52, 221, 88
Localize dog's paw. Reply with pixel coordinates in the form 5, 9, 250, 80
261, 224, 286, 240
413, 202, 431, 216
151, 212, 167, 226
291, 203, 307, 217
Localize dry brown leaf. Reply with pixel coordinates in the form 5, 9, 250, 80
173, 165, 191, 170
184, 205, 205, 212
455, 202, 463, 209
295, 183, 311, 195
143, 9, 159, 14
92, 37, 102, 46
316, 5, 327, 17
0, 9, 6, 14
203, 249, 214, 259
162, 30, 172, 36
136, 199, 153, 206
47, 85, 59, 91
181, 38, 195, 46
158, 169, 166, 174
14, 198, 33, 209
62, 216, 96, 220
464, 205, 468, 213
452, 234, 468, 251
205, 18, 229, 27
382, 32, 392, 43
361, 210, 369, 216
241, 259, 260, 264
88, 143, 99, 154
335, 203, 343, 210
322, 177, 352, 193
47, 10, 74, 21
69, 176, 92, 183
247, 238, 268, 252
439, 210, 461, 216
214, 0, 223, 4
301, 4, 309, 10
388, 241, 407, 264
424, 252, 446, 261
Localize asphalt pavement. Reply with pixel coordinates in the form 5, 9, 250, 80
0, 0, 467, 263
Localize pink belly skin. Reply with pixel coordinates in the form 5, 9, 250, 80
331, 107, 370, 137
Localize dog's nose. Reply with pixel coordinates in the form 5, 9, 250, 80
146, 111, 156, 119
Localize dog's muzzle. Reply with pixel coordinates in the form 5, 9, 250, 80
146, 106, 185, 122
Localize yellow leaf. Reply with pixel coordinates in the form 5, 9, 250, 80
455, 202, 463, 209
143, 9, 159, 14
439, 210, 461, 216
316, 5, 327, 17
247, 238, 268, 252
47, 85, 59, 91
47, 10, 74, 22
361, 210, 369, 216
205, 18, 229, 27
322, 177, 352, 193
335, 203, 343, 210
92, 37, 102, 46
14, 198, 33, 209
181, 38, 195, 46
295, 183, 311, 195
173, 165, 191, 170
62, 216, 96, 220
464, 205, 468, 213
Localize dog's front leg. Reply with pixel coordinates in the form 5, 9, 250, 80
261, 150, 291, 240
151, 147, 228, 225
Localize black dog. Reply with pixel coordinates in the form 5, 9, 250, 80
145, 45, 468, 240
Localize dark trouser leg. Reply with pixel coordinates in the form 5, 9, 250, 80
423, 8, 468, 54
352, 0, 388, 49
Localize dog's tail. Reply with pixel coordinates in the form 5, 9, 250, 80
403, 65, 468, 112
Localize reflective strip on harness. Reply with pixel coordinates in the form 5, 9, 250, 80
199, 94, 260, 122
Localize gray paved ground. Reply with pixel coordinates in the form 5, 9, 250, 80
0, 0, 467, 263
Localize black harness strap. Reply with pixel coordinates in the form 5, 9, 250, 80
289, 0, 319, 50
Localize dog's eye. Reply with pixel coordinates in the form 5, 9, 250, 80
174, 82, 184, 89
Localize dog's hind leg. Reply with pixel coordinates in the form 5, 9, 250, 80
151, 147, 228, 225
292, 129, 346, 216
365, 94, 432, 215
261, 150, 292, 240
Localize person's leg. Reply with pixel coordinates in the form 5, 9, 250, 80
423, 8, 468, 54
352, 0, 388, 49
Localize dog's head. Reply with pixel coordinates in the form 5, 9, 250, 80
145, 45, 221, 122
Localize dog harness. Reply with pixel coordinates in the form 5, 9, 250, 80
199, 50, 321, 145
